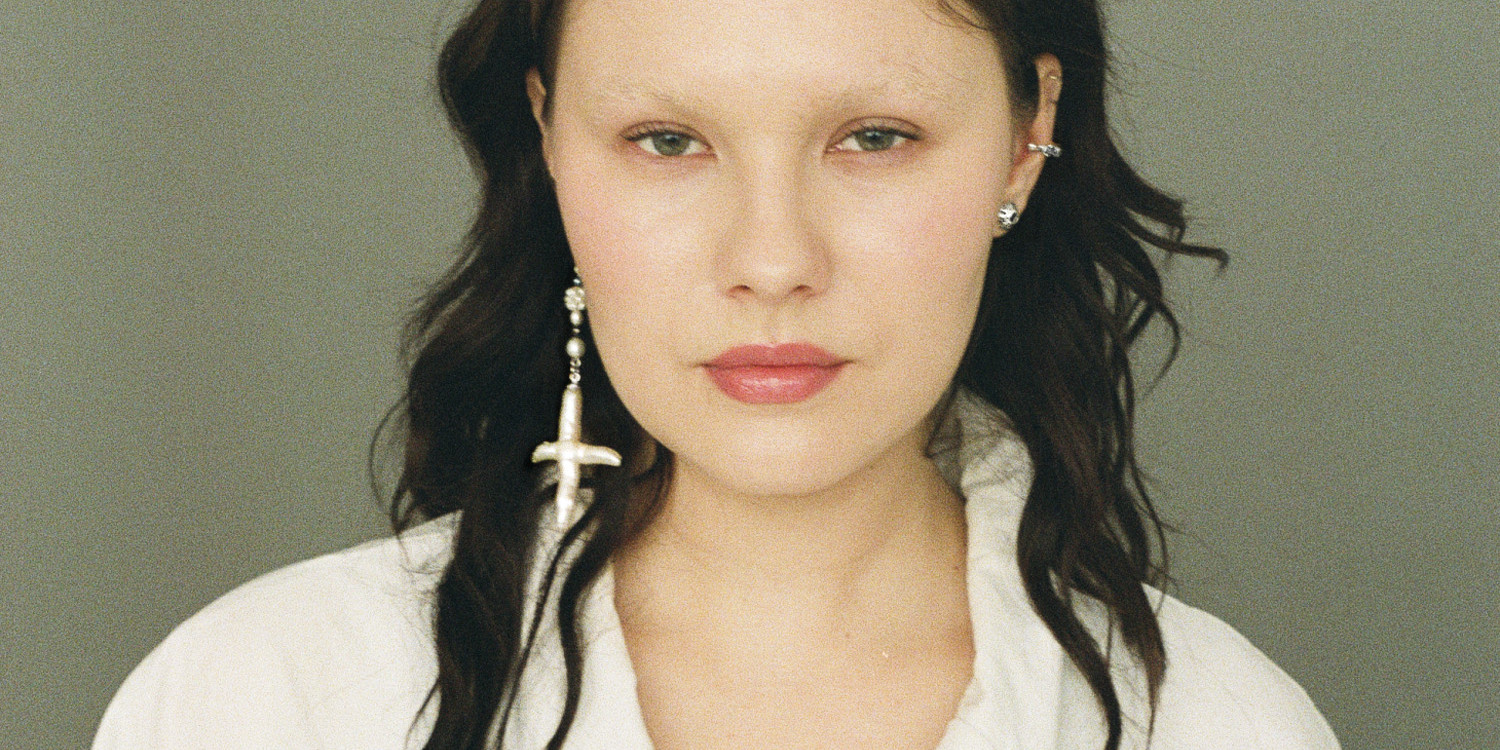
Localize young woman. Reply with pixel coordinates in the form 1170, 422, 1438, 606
95, 0, 1341, 748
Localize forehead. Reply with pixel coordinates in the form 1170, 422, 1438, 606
550, 0, 1004, 110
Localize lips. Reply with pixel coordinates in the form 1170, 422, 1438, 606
704, 343, 846, 404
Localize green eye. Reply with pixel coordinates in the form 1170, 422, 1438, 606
635, 131, 701, 157
852, 129, 901, 151
834, 127, 915, 153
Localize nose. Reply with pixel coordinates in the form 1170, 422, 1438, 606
716, 161, 830, 304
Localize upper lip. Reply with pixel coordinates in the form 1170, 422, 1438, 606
706, 343, 844, 368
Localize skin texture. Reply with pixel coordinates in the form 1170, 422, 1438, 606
529, 0, 1059, 746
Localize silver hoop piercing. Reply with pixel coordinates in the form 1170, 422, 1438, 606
530, 271, 622, 528
1027, 142, 1063, 158
997, 202, 1021, 232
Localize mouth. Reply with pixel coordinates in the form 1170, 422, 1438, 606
703, 343, 847, 404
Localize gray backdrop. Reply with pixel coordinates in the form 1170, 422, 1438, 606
3, 1, 1496, 748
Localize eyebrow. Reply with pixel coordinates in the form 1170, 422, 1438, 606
583, 62, 968, 115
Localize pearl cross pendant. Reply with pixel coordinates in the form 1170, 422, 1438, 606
531, 383, 622, 527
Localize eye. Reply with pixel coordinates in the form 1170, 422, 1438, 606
832, 126, 918, 153
627, 128, 707, 157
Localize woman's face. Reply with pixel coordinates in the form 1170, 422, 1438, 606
533, 0, 1040, 498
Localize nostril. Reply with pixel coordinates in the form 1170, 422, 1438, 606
725, 284, 755, 301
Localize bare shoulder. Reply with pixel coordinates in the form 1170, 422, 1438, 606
1149, 593, 1342, 749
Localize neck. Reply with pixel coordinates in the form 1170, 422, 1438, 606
614, 431, 967, 610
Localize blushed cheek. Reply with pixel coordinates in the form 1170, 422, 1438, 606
554, 148, 711, 277
865, 189, 993, 367
566, 218, 697, 338
863, 182, 993, 290
554, 159, 648, 289
552, 176, 696, 399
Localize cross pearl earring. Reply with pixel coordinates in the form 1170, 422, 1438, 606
530, 272, 622, 528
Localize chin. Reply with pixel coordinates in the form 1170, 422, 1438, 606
671, 424, 904, 499
691, 459, 863, 500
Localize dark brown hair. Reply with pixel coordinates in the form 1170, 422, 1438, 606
388, 1, 1226, 748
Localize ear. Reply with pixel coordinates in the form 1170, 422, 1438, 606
995, 54, 1063, 235
526, 68, 552, 162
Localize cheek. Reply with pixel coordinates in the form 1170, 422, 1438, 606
834, 167, 997, 331
549, 157, 701, 400
551, 134, 710, 291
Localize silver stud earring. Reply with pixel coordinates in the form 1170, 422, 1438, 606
1027, 142, 1063, 158
997, 202, 1021, 232
530, 271, 622, 528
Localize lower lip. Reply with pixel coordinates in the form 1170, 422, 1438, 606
705, 364, 844, 404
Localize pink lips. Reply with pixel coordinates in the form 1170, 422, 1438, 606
704, 343, 846, 404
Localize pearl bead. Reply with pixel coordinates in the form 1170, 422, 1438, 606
565, 337, 586, 359
563, 285, 587, 312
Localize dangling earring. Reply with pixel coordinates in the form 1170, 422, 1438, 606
996, 202, 1021, 232
530, 271, 622, 528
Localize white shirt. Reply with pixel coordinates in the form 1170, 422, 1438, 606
94, 397, 1340, 749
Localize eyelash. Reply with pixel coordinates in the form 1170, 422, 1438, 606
625, 127, 708, 157
831, 126, 920, 153
623, 123, 921, 157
